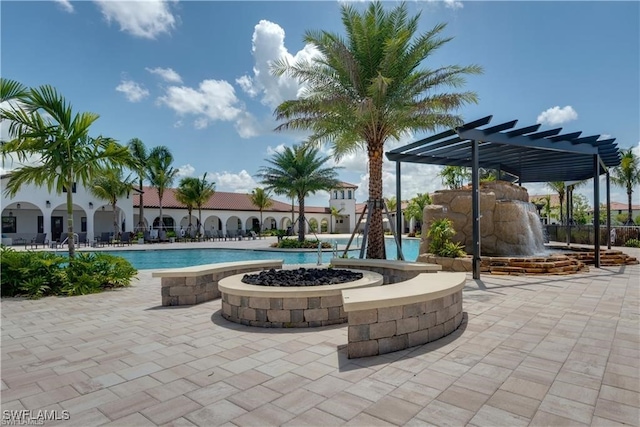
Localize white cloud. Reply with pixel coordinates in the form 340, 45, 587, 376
444, 0, 464, 9
236, 20, 321, 110
193, 118, 209, 130
266, 144, 287, 155
176, 164, 195, 178
632, 141, 640, 158
146, 67, 183, 83
115, 79, 150, 102
536, 106, 578, 126
157, 79, 242, 125
598, 134, 612, 141
94, 0, 178, 39
234, 112, 262, 139
54, 0, 74, 13
210, 170, 258, 193
173, 120, 183, 128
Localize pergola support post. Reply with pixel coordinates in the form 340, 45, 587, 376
594, 155, 600, 268
471, 140, 480, 279
395, 161, 403, 259
566, 183, 571, 246
606, 171, 611, 249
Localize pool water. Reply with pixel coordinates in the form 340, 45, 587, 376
104, 237, 420, 270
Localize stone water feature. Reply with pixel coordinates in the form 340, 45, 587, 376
421, 181, 545, 256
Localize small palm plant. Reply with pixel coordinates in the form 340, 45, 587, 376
90, 168, 135, 238
427, 218, 465, 258
250, 187, 273, 236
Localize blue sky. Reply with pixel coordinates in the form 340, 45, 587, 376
2, 0, 639, 208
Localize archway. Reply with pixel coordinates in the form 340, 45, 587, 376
245, 217, 259, 233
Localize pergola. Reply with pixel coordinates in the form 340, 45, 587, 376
386, 115, 622, 278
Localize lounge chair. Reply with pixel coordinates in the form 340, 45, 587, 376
98, 232, 112, 246
78, 232, 88, 247
249, 231, 258, 240
158, 230, 167, 242
30, 233, 48, 249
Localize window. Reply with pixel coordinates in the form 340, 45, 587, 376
333, 191, 338, 199
2, 217, 16, 233
341, 190, 345, 199
348, 190, 352, 199
37, 216, 44, 233
62, 182, 77, 193
81, 217, 87, 232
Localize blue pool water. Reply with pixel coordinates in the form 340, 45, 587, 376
102, 237, 420, 270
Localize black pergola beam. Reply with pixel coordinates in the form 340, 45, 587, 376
481, 120, 518, 134
505, 124, 541, 137
549, 131, 582, 142
529, 128, 562, 139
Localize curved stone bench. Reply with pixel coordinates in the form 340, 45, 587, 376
153, 260, 283, 306
330, 258, 441, 284
219, 269, 383, 328
341, 272, 466, 358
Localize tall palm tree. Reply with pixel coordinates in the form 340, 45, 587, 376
191, 173, 215, 237
257, 144, 340, 242
127, 138, 148, 232
0, 78, 28, 105
271, 2, 481, 258
175, 177, 198, 235
610, 148, 640, 225
90, 168, 135, 237
1, 83, 131, 258
250, 187, 273, 236
146, 146, 178, 231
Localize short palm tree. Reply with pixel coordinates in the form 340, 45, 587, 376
90, 168, 135, 237
547, 182, 567, 225
191, 173, 215, 237
175, 177, 198, 236
146, 146, 178, 231
405, 193, 431, 233
271, 1, 481, 258
257, 144, 340, 242
250, 187, 273, 236
330, 206, 344, 233
0, 82, 131, 258
610, 148, 640, 225
439, 166, 470, 189
128, 138, 148, 232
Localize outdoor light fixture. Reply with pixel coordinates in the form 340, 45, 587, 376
8, 211, 13, 217
102, 206, 105, 211
46, 201, 51, 208
89, 202, 93, 209
16, 203, 20, 209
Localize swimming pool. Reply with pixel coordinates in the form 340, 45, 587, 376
104, 237, 420, 270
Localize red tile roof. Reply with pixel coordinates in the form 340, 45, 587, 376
335, 181, 358, 189
134, 186, 329, 213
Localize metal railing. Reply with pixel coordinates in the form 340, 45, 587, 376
545, 224, 640, 246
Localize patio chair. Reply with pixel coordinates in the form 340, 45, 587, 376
204, 230, 213, 241
216, 230, 225, 241
77, 232, 88, 247
158, 230, 167, 242
30, 233, 48, 249
99, 232, 112, 246
249, 231, 258, 240
119, 231, 132, 246
227, 230, 236, 240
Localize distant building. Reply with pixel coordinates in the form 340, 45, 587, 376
0, 175, 361, 244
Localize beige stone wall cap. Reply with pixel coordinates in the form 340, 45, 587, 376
152, 259, 284, 278
342, 272, 466, 312
330, 258, 441, 271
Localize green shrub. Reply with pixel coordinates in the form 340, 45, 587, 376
427, 218, 466, 258
624, 238, 640, 248
0, 248, 137, 299
271, 238, 332, 249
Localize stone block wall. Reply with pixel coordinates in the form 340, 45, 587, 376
346, 290, 463, 358
330, 261, 438, 284
221, 293, 346, 327
161, 266, 275, 306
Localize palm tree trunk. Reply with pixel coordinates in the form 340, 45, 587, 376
260, 210, 263, 236
158, 197, 163, 231
138, 178, 145, 231
627, 187, 634, 225
112, 202, 119, 237
558, 194, 565, 225
66, 177, 76, 258
198, 207, 202, 237
298, 195, 305, 242
367, 143, 386, 259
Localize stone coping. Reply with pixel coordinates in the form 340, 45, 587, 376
342, 272, 466, 312
152, 259, 283, 278
219, 269, 383, 298
330, 258, 441, 272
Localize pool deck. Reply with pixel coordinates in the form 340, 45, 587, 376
1, 245, 638, 426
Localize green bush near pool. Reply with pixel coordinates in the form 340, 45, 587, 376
0, 247, 137, 299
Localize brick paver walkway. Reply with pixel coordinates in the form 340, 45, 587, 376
2, 250, 638, 426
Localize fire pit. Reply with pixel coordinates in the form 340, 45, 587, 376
219, 267, 382, 328
241, 268, 363, 287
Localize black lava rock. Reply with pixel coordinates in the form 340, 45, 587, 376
241, 268, 363, 287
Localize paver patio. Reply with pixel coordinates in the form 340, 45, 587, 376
1, 245, 638, 426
